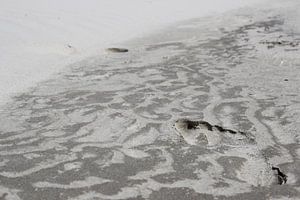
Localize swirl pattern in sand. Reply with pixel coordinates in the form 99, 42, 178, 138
1, 6, 300, 200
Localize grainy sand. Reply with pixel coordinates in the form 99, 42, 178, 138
0, 3, 300, 200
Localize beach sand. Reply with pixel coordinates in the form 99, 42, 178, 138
0, 0, 262, 106
0, 2, 300, 199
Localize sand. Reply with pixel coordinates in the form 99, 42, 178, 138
0, 1, 300, 199
0, 0, 263, 106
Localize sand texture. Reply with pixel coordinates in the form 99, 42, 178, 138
0, 3, 300, 200
0, 0, 262, 106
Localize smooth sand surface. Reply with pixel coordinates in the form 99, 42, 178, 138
0, 1, 300, 199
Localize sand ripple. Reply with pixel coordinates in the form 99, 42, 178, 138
1, 5, 300, 200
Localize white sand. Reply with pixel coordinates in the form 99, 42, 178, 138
0, 0, 264, 106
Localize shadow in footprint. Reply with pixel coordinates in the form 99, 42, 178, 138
173, 119, 253, 146
272, 167, 287, 185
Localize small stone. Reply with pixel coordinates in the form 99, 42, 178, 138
106, 48, 129, 53
284, 79, 288, 81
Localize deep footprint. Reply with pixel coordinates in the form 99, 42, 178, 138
174, 119, 254, 146
173, 119, 276, 186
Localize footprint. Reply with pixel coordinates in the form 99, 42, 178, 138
173, 119, 254, 147
173, 119, 276, 186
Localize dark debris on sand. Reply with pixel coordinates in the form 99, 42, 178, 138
260, 39, 299, 49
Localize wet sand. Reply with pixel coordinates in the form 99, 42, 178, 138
1, 3, 300, 200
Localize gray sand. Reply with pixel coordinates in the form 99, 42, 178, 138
0, 2, 300, 200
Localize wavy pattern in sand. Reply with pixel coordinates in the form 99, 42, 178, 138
1, 7, 300, 200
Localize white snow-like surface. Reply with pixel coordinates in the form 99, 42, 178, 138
0, 0, 263, 105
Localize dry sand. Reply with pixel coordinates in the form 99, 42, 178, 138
0, 1, 300, 200
0, 0, 263, 106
